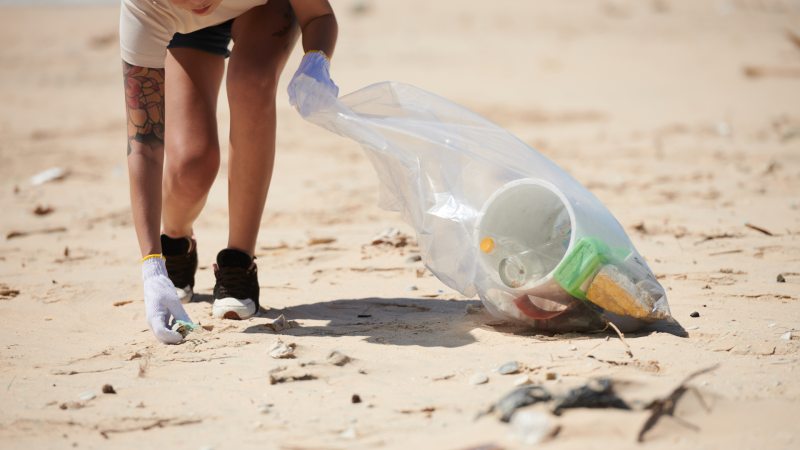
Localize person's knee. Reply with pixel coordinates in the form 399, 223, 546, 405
227, 67, 279, 121
165, 146, 220, 196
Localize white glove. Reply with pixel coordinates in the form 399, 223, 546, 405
288, 50, 339, 107
142, 256, 192, 344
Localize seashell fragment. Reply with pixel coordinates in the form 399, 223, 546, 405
268, 339, 296, 359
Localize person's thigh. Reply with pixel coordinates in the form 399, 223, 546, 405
227, 0, 300, 117
164, 48, 225, 167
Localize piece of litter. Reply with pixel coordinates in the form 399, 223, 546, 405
545, 372, 560, 381
340, 427, 357, 439
686, 326, 699, 330
268, 339, 296, 359
258, 405, 272, 414
513, 375, 532, 387
780, 332, 792, 340
465, 304, 483, 315
498, 361, 520, 375
777, 274, 786, 282
507, 410, 559, 445
405, 253, 422, 263
77, 392, 95, 401
551, 378, 629, 415
568, 345, 577, 351
326, 350, 350, 366
30, 167, 66, 186
469, 373, 489, 385
172, 320, 200, 337
264, 314, 299, 332
351, 394, 362, 404
690, 311, 700, 318
404, 285, 418, 291
768, 323, 777, 327
102, 384, 116, 394
370, 227, 411, 247
490, 385, 552, 422
357, 314, 371, 318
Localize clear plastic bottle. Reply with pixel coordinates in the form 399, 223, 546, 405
480, 232, 571, 288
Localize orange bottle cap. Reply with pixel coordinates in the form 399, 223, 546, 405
480, 237, 495, 254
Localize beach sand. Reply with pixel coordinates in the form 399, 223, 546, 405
1, 1, 799, 448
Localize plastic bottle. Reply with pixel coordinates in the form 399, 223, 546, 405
480, 232, 571, 288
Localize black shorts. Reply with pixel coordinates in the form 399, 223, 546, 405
167, 19, 235, 58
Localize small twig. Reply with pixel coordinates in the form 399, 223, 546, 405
693, 233, 740, 245
709, 249, 742, 256
607, 322, 632, 358
638, 364, 720, 442
6, 227, 67, 240
581, 342, 604, 357
745, 223, 773, 236
51, 365, 123, 375
99, 418, 202, 438
669, 414, 701, 432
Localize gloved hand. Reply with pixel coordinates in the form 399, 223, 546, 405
142, 255, 192, 344
288, 50, 339, 107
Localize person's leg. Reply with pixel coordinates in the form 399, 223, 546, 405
161, 48, 225, 239
225, 0, 299, 257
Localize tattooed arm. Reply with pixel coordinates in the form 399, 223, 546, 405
123, 61, 166, 257
123, 61, 191, 345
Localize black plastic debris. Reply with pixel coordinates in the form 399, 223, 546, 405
551, 378, 629, 415
492, 385, 552, 422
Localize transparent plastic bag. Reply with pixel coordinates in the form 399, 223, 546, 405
291, 76, 671, 332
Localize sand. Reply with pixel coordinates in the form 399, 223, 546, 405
1, 1, 799, 448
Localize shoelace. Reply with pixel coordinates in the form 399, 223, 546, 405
215, 266, 253, 299
165, 251, 195, 288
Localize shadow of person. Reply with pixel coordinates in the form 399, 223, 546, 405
192, 293, 214, 304
241, 297, 487, 348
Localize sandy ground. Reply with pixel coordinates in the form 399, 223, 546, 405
1, 1, 800, 449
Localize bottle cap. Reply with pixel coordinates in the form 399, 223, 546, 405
480, 237, 496, 254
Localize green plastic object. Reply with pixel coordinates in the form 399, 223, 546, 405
175, 320, 199, 330
553, 237, 611, 300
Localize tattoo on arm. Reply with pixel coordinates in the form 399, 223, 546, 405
123, 61, 165, 155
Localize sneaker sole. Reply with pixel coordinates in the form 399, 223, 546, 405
212, 297, 256, 320
176, 285, 194, 304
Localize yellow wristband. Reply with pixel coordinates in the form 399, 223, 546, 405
141, 254, 165, 265
306, 50, 330, 62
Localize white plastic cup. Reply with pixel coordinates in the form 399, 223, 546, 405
474, 179, 576, 304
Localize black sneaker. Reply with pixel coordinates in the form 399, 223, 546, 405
161, 234, 198, 304
212, 248, 259, 320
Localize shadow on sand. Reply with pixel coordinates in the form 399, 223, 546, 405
225, 296, 687, 348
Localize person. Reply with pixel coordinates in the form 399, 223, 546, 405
120, 0, 339, 344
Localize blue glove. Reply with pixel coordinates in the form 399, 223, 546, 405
288, 50, 339, 107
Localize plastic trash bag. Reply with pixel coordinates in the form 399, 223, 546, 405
290, 76, 671, 332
